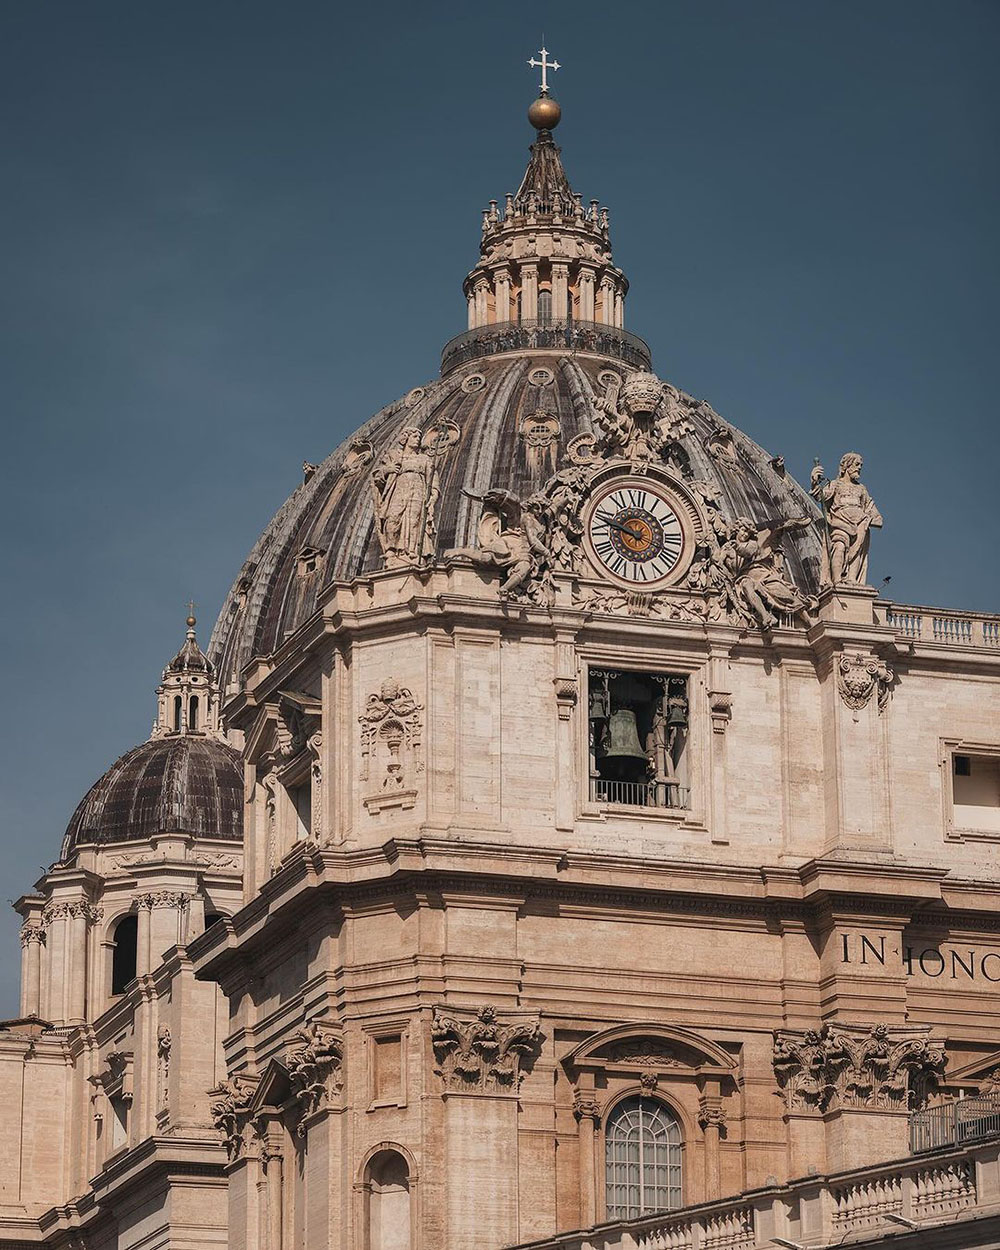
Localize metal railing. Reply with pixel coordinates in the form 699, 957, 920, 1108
880, 603, 1000, 649
440, 319, 652, 375
590, 777, 690, 810
910, 1096, 1000, 1153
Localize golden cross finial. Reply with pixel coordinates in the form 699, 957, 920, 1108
528, 45, 561, 96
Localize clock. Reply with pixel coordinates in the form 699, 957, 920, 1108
585, 481, 689, 586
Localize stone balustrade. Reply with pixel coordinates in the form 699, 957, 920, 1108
507, 1139, 1000, 1249
878, 601, 1000, 649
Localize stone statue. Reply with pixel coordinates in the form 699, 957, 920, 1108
448, 489, 552, 601
372, 427, 441, 569
722, 516, 817, 631
810, 452, 883, 586
593, 370, 667, 467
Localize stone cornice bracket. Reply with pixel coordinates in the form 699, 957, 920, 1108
708, 690, 733, 734
431, 1004, 542, 1094
286, 1020, 343, 1136
838, 651, 895, 715
553, 676, 578, 720
773, 1023, 945, 1113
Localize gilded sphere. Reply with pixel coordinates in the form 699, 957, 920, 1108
527, 95, 561, 130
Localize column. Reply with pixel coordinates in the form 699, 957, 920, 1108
19, 925, 44, 1016
41, 903, 70, 1023
467, 291, 476, 330
574, 1089, 599, 1227
520, 263, 538, 323
494, 268, 511, 324
614, 286, 624, 328
578, 266, 596, 322
474, 279, 490, 327
552, 262, 569, 322
136, 895, 153, 976
698, 1095, 725, 1201
68, 902, 88, 1023
598, 275, 615, 325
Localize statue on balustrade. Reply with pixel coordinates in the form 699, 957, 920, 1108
810, 452, 883, 586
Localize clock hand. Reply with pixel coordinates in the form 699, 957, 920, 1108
603, 517, 644, 540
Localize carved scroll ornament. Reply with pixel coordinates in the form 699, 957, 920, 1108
773, 1023, 945, 1113
838, 652, 894, 713
286, 1021, 343, 1135
431, 1005, 542, 1093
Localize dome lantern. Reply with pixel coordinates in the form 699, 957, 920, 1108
152, 610, 221, 739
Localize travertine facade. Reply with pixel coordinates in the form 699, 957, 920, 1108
2, 80, 999, 1250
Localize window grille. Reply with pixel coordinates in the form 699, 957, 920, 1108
605, 1096, 682, 1220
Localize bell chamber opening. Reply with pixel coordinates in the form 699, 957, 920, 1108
588, 668, 689, 809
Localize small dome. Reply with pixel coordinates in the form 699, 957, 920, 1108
61, 735, 243, 859
167, 622, 211, 673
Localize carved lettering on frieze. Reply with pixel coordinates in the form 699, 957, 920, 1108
838, 653, 894, 714
772, 1023, 945, 1113
286, 1020, 343, 1136
359, 679, 423, 812
431, 1005, 542, 1094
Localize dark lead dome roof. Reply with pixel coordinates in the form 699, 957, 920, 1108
61, 734, 243, 859
208, 349, 823, 689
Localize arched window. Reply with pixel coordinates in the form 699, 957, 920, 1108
537, 288, 552, 324
189, 695, 199, 731
366, 1150, 410, 1250
111, 914, 138, 995
605, 1096, 682, 1220
173, 695, 183, 732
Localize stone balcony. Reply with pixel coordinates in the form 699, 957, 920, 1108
508, 1138, 1000, 1249
440, 319, 652, 375
877, 601, 1000, 649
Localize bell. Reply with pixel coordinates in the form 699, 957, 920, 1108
667, 698, 688, 729
602, 708, 647, 761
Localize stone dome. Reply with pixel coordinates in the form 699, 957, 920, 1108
208, 346, 823, 690
61, 734, 243, 859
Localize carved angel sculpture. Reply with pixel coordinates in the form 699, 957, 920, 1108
448, 489, 551, 600
722, 517, 817, 630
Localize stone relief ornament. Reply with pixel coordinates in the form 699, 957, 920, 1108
359, 679, 424, 810
838, 652, 894, 713
448, 489, 553, 604
431, 1005, 542, 1093
341, 438, 374, 477
157, 1024, 171, 1109
209, 1078, 255, 1161
810, 452, 883, 586
519, 407, 562, 479
772, 1023, 945, 1113
372, 422, 457, 569
286, 1020, 343, 1135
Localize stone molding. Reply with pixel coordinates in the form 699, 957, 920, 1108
431, 1004, 542, 1094
773, 1023, 945, 1113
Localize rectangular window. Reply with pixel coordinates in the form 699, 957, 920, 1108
953, 752, 1000, 834
374, 1034, 403, 1103
588, 669, 689, 809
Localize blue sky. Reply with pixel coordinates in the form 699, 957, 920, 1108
0, 0, 997, 1012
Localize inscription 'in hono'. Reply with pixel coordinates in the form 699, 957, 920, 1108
841, 934, 1000, 982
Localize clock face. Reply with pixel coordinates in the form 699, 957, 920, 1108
586, 483, 688, 585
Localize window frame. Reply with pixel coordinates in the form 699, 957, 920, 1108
941, 738, 1000, 843
603, 1093, 684, 1222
